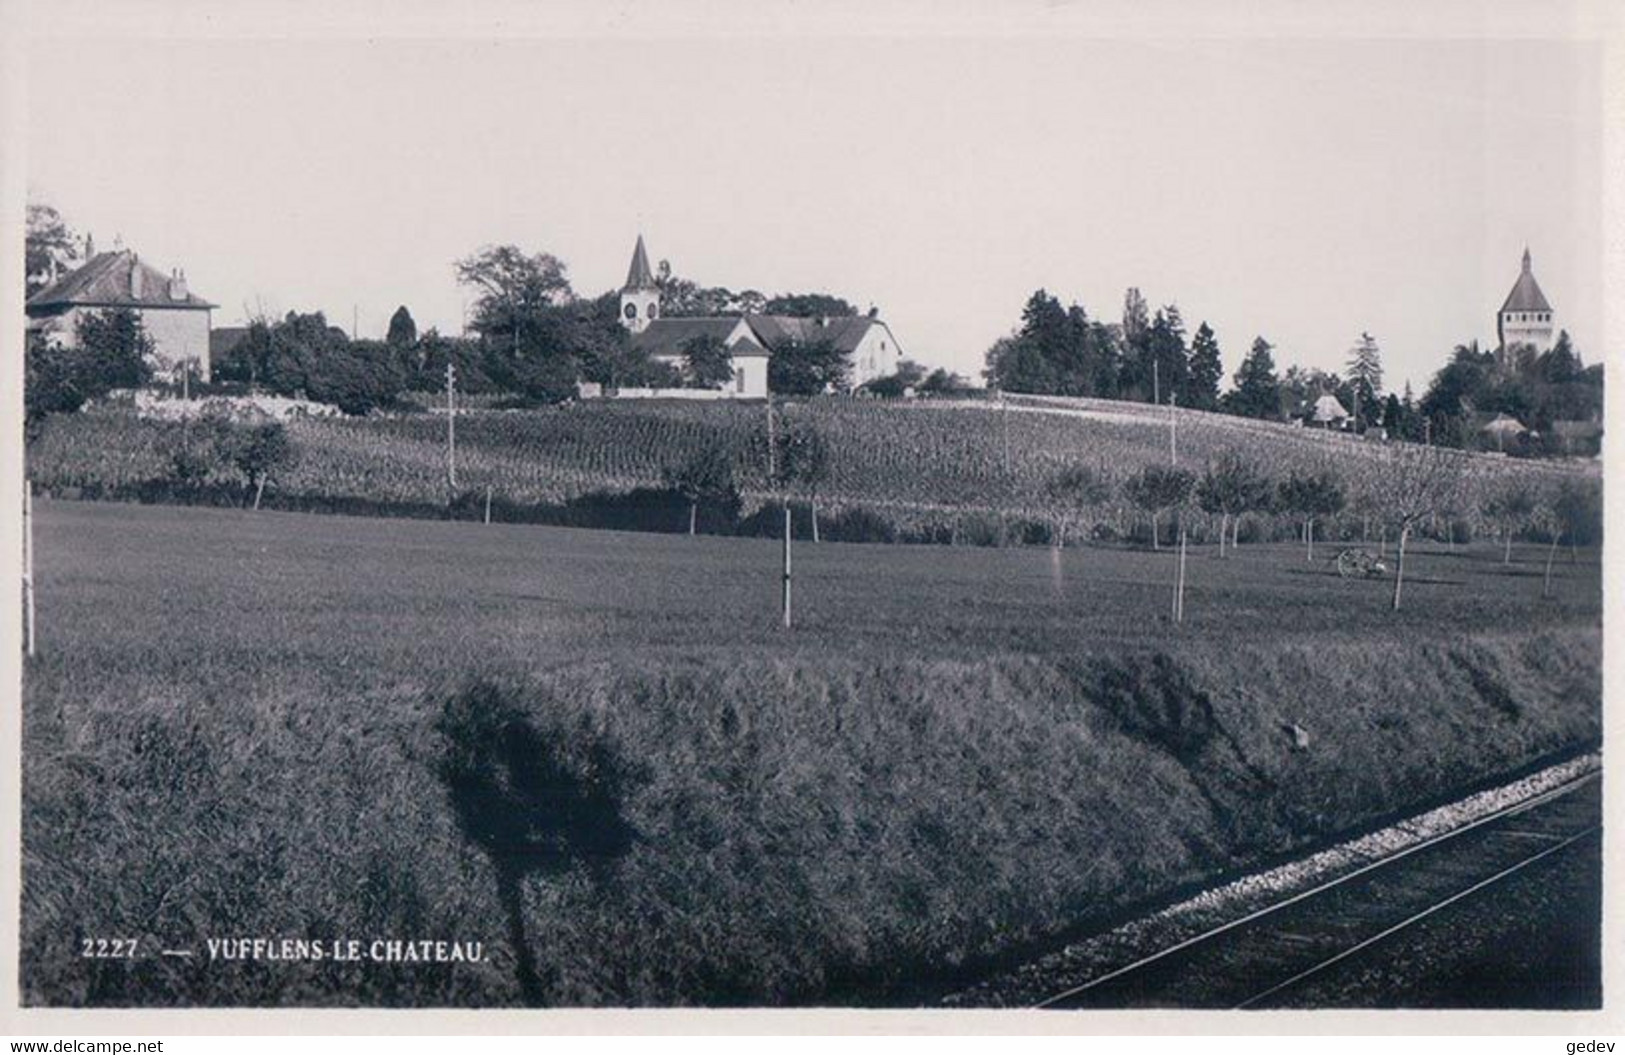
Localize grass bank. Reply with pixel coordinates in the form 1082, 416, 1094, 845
21, 503, 1602, 1006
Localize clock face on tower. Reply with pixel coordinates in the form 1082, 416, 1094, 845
624, 303, 637, 320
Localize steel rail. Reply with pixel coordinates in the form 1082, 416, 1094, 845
1030, 763, 1600, 1009
1233, 823, 1601, 1009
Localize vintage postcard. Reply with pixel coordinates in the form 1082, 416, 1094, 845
1, 0, 1619, 1039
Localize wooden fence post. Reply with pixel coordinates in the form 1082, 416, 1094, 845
781, 504, 792, 629
1174, 528, 1188, 624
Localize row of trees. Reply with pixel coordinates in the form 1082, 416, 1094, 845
1039, 447, 1594, 608
983, 285, 1604, 458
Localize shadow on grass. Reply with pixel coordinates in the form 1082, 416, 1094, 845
435, 679, 639, 1005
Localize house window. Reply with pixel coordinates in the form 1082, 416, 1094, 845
735, 367, 745, 393
649, 303, 658, 319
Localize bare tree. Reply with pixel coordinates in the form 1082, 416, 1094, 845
1378, 445, 1467, 611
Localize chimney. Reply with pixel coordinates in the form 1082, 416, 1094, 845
84, 232, 95, 259
129, 254, 143, 299
169, 268, 188, 301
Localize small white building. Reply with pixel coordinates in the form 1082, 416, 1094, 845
1310, 393, 1350, 427
26, 248, 215, 379
616, 235, 905, 395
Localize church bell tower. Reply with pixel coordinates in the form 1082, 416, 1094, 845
619, 235, 660, 334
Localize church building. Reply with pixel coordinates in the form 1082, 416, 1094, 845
618, 235, 904, 397
1496, 248, 1555, 356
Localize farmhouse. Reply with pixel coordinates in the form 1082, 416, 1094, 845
618, 235, 904, 396
26, 246, 216, 380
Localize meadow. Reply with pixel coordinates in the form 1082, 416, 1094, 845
21, 500, 1602, 1007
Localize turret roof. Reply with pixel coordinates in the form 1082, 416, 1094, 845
1500, 248, 1552, 313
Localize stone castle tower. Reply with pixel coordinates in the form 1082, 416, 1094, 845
619, 235, 660, 334
1496, 248, 1554, 356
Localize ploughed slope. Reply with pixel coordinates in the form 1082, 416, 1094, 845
22, 501, 1601, 1007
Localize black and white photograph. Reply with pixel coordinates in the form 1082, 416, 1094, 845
2, 0, 1617, 1034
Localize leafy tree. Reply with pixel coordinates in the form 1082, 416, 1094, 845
417, 330, 496, 394
1195, 453, 1272, 556
918, 366, 971, 396
1123, 464, 1195, 550
1118, 287, 1153, 401
1185, 322, 1223, 411
768, 337, 849, 395
770, 417, 832, 540
762, 293, 858, 318
1121, 287, 1150, 347
27, 309, 156, 427
983, 290, 1115, 397
227, 421, 295, 510
1275, 469, 1346, 562
454, 245, 574, 348
861, 358, 928, 398
1147, 305, 1189, 405
1537, 330, 1582, 385
386, 306, 418, 347
75, 308, 156, 391
26, 202, 81, 298
662, 441, 738, 535
1480, 480, 1537, 564
1346, 331, 1383, 399
1381, 392, 1406, 438
1223, 337, 1282, 420
1041, 463, 1112, 548
504, 351, 581, 405
681, 334, 735, 390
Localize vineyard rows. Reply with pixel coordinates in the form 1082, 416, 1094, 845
27, 396, 1596, 542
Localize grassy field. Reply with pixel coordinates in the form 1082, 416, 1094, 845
22, 500, 1602, 1006
27, 395, 1597, 543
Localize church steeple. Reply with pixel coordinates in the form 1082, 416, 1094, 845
619, 235, 660, 333
624, 234, 657, 291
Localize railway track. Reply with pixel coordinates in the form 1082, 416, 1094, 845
1028, 768, 1601, 1010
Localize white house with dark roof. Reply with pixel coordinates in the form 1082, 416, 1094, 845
26, 248, 216, 379
1496, 248, 1555, 355
616, 236, 904, 397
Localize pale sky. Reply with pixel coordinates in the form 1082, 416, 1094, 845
20, 3, 1609, 394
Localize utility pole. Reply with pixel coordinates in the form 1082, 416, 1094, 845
1153, 359, 1160, 407
1001, 395, 1010, 475
1169, 392, 1178, 466
766, 396, 777, 480
446, 360, 458, 494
